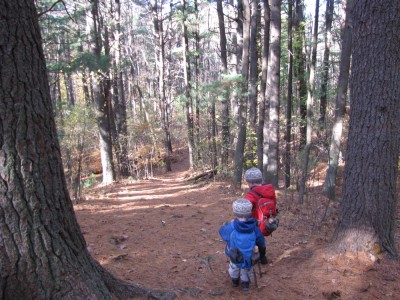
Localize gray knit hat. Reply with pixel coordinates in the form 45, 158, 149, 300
245, 167, 262, 183
232, 198, 253, 218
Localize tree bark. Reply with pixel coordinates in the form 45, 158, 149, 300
257, 0, 270, 171
90, 0, 115, 184
319, 0, 334, 129
113, 0, 130, 177
181, 0, 195, 169
323, 0, 352, 200
264, 0, 281, 187
331, 0, 400, 258
151, 0, 172, 172
294, 0, 307, 150
0, 1, 175, 299
217, 0, 230, 173
233, 0, 251, 186
248, 0, 260, 136
284, 0, 293, 188
298, 0, 319, 204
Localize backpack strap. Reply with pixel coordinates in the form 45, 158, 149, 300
249, 188, 262, 199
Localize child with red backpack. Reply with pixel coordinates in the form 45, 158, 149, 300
243, 167, 278, 264
219, 198, 266, 291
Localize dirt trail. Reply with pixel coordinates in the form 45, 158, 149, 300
75, 148, 400, 299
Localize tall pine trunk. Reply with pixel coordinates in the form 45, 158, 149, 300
323, 0, 352, 200
319, 0, 335, 130
90, 0, 115, 184
233, 0, 251, 186
217, 0, 230, 173
258, 0, 270, 170
264, 0, 281, 187
298, 0, 319, 204
285, 0, 293, 188
181, 0, 195, 169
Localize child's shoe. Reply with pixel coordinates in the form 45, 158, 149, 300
231, 278, 239, 287
241, 281, 250, 291
260, 255, 268, 265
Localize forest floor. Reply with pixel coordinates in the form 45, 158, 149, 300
74, 148, 400, 300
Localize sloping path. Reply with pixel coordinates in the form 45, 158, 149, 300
74, 149, 400, 299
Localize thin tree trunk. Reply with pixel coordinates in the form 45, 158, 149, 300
248, 0, 260, 138
264, 0, 281, 187
294, 0, 307, 150
194, 0, 201, 162
319, 0, 335, 130
298, 0, 319, 204
217, 0, 230, 173
233, 0, 251, 186
257, 0, 270, 171
323, 0, 352, 200
285, 0, 293, 188
114, 0, 129, 177
90, 0, 115, 184
232, 0, 243, 147
151, 0, 172, 171
181, 0, 195, 169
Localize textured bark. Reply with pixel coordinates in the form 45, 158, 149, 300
181, 0, 195, 169
284, 0, 293, 188
90, 0, 115, 184
151, 0, 172, 172
319, 0, 334, 128
258, 0, 270, 170
113, 0, 130, 177
217, 0, 230, 172
323, 0, 352, 200
298, 0, 319, 203
294, 0, 307, 150
248, 0, 259, 134
233, 0, 251, 186
0, 1, 176, 299
264, 0, 281, 187
232, 0, 244, 128
331, 0, 400, 258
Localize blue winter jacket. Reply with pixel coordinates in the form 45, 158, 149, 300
219, 218, 266, 268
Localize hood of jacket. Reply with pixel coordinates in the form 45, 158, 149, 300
251, 184, 276, 199
233, 218, 258, 234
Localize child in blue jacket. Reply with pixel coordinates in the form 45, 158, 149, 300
219, 198, 266, 291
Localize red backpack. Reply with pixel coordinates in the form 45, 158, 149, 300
249, 186, 278, 236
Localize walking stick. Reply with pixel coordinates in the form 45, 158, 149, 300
258, 260, 262, 278
253, 266, 258, 288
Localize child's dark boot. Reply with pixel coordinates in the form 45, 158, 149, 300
259, 247, 268, 265
231, 278, 239, 287
241, 281, 250, 291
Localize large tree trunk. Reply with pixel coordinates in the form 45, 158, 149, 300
264, 0, 281, 187
233, 0, 251, 186
331, 0, 399, 258
323, 0, 352, 200
0, 1, 175, 299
